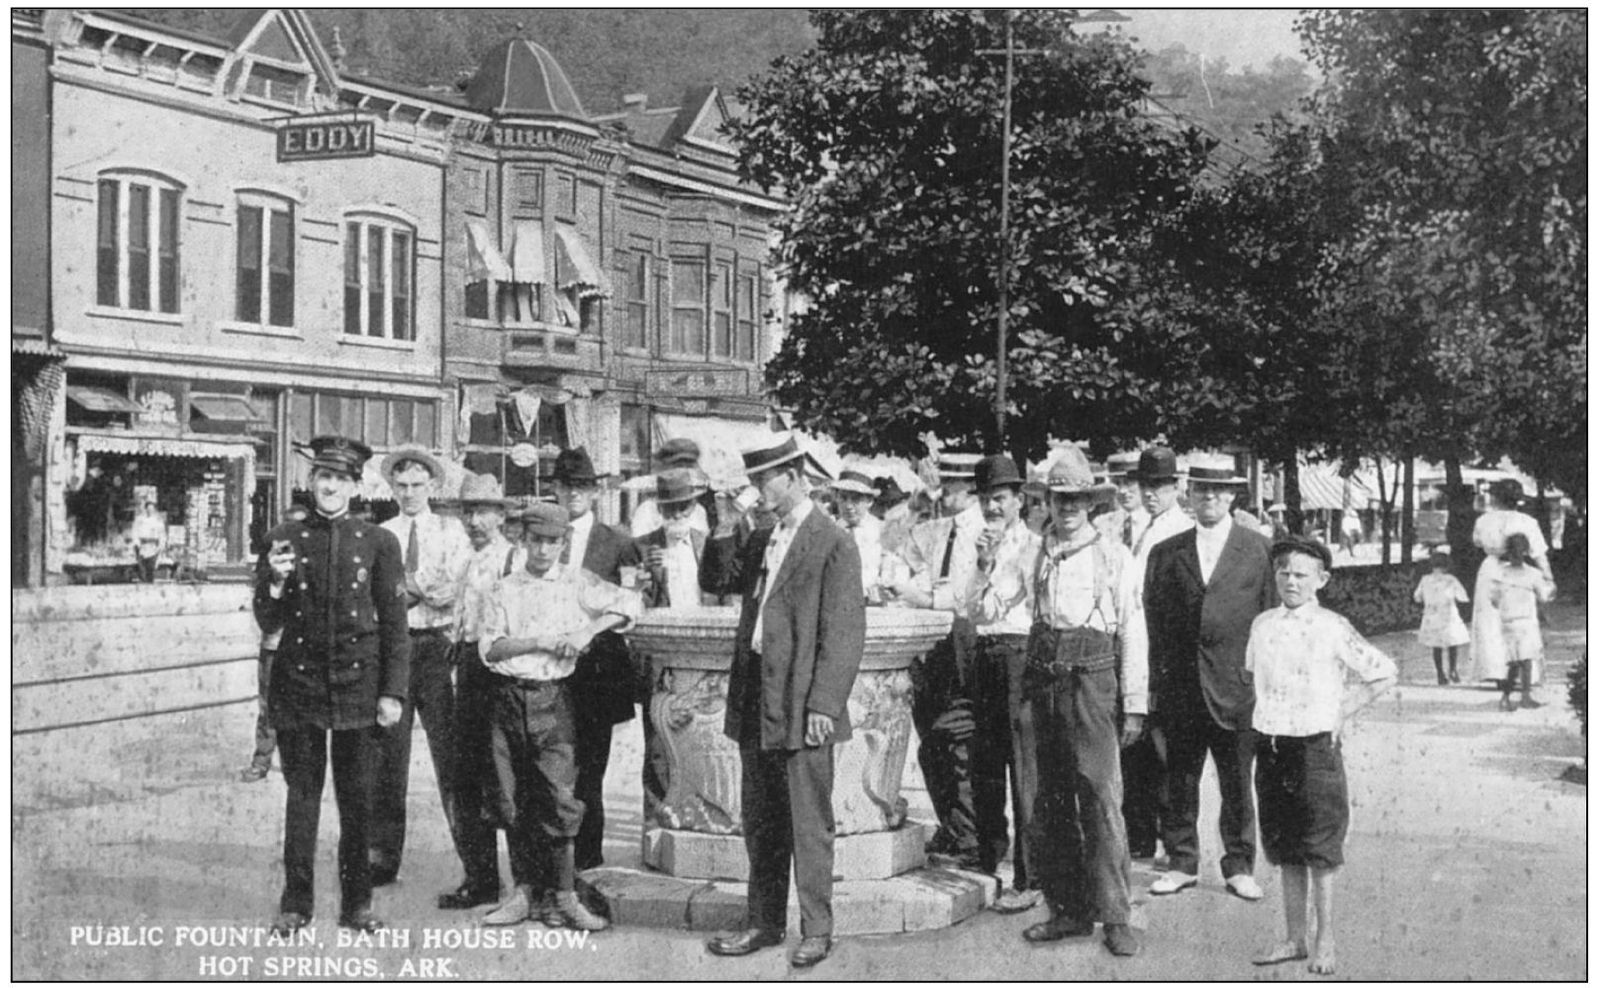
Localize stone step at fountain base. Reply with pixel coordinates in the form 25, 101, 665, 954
584, 863, 998, 935
642, 824, 928, 882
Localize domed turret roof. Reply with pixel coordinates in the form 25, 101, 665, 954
463, 38, 587, 119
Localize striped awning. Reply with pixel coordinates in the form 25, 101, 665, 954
74, 432, 257, 461
554, 224, 609, 299
1294, 460, 1379, 510
465, 219, 513, 284
508, 219, 546, 285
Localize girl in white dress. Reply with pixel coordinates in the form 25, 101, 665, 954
1412, 550, 1469, 684
1491, 533, 1554, 711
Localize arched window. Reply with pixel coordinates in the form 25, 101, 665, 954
96, 170, 183, 313
343, 213, 415, 341
235, 190, 296, 328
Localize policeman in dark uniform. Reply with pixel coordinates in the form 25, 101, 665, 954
255, 435, 411, 936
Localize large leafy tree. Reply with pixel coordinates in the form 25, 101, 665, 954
728, 9, 1210, 458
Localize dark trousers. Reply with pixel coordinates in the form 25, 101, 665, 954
971, 634, 1037, 887
1120, 732, 1166, 857
741, 744, 836, 938
452, 647, 504, 892
911, 622, 977, 851
250, 648, 277, 769
491, 678, 584, 891
572, 711, 614, 871
277, 724, 379, 918
371, 628, 458, 872
1156, 710, 1257, 879
1025, 664, 1131, 925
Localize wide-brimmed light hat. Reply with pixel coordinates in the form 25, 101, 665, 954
381, 445, 443, 481
1044, 446, 1116, 500
656, 467, 707, 505
458, 472, 517, 510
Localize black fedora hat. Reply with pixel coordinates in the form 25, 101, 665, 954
741, 432, 829, 479
974, 454, 1025, 491
549, 446, 610, 486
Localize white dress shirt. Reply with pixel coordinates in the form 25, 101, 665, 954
1131, 503, 1193, 599
659, 530, 702, 609
1194, 516, 1233, 585
752, 499, 816, 651
841, 513, 884, 594
962, 519, 1041, 637
382, 507, 472, 630
566, 510, 595, 565
478, 563, 643, 682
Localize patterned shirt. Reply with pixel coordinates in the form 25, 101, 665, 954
455, 535, 522, 643
1245, 601, 1398, 736
479, 563, 643, 682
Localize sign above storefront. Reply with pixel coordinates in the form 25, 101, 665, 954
647, 368, 749, 398
277, 119, 375, 162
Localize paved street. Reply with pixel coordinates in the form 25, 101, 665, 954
12, 605, 1586, 980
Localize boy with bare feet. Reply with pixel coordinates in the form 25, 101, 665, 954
1245, 536, 1397, 975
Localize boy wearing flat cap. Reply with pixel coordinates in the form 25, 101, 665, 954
478, 503, 644, 931
1246, 535, 1396, 976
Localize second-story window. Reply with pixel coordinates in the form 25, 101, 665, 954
616, 250, 650, 350
344, 216, 414, 341
97, 172, 182, 314
711, 261, 735, 358
669, 259, 706, 356
737, 271, 758, 362
236, 193, 295, 327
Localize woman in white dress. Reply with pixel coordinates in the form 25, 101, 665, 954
1468, 480, 1552, 684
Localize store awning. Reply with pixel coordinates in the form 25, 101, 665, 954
189, 394, 266, 424
465, 219, 513, 284
554, 224, 610, 298
1294, 459, 1379, 510
74, 432, 257, 461
67, 386, 142, 415
653, 412, 777, 491
508, 218, 546, 285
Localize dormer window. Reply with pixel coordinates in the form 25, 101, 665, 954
244, 62, 307, 107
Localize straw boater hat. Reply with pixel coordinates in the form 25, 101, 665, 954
306, 435, 373, 481
1187, 452, 1247, 486
655, 467, 706, 505
1106, 451, 1141, 480
936, 451, 984, 483
740, 432, 830, 479
1044, 446, 1116, 501
831, 470, 879, 498
380, 445, 443, 481
458, 472, 517, 511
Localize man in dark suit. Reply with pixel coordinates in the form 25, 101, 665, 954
550, 446, 643, 873
254, 435, 410, 936
1144, 453, 1277, 901
700, 434, 866, 969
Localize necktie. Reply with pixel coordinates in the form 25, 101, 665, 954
1122, 515, 1133, 549
938, 522, 957, 579
406, 519, 420, 573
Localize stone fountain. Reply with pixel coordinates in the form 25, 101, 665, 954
585, 605, 997, 935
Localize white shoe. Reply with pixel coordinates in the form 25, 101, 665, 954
1225, 874, 1265, 901
1149, 870, 1198, 895
483, 886, 533, 926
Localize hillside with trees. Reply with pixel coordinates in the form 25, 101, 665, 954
122, 8, 817, 112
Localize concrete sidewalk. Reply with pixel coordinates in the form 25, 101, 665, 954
12, 606, 1586, 980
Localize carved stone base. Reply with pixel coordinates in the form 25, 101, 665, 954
642, 824, 927, 882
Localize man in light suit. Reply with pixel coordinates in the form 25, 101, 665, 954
700, 434, 866, 969
550, 446, 643, 873
1144, 453, 1277, 901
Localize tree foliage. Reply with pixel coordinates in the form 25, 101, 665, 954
729, 9, 1210, 458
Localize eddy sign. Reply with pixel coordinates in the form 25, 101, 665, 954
277, 120, 375, 162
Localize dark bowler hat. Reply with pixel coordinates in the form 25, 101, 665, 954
307, 434, 373, 481
831, 470, 879, 497
1187, 451, 1247, 485
974, 454, 1025, 491
741, 432, 829, 478
458, 472, 517, 511
518, 501, 570, 538
1272, 533, 1333, 571
1134, 446, 1180, 483
550, 446, 610, 486
655, 438, 702, 468
381, 445, 444, 481
656, 467, 706, 505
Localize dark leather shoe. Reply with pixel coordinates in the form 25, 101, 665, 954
790, 935, 831, 968
706, 928, 785, 957
438, 884, 500, 910
269, 911, 309, 938
1024, 915, 1095, 942
338, 908, 386, 933
1103, 923, 1140, 957
368, 857, 399, 887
